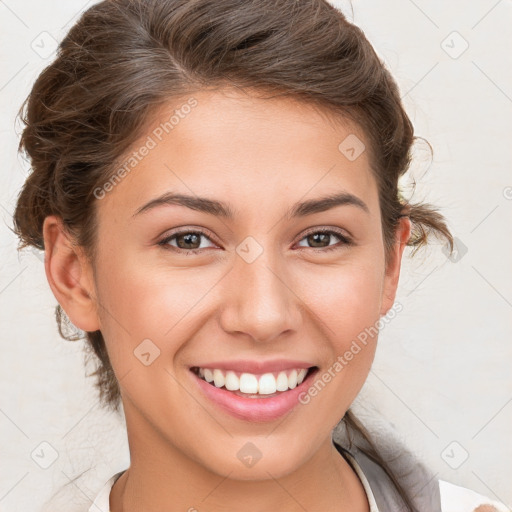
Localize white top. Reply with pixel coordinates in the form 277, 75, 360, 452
88, 459, 510, 512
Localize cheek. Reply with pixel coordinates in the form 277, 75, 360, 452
92, 256, 208, 416
298, 259, 385, 343
92, 249, 233, 388
294, 260, 384, 405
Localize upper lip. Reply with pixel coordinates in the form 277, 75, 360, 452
191, 359, 317, 374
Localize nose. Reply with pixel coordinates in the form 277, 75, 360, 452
218, 247, 301, 344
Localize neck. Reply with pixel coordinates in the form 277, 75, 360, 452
110, 404, 369, 512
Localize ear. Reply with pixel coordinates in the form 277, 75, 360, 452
42, 215, 100, 332
380, 216, 411, 316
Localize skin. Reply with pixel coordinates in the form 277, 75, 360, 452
43, 87, 411, 512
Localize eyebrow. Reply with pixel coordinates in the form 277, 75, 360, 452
132, 191, 369, 219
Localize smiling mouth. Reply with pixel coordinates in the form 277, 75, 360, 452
190, 366, 318, 398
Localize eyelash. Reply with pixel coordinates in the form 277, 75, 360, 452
157, 227, 353, 255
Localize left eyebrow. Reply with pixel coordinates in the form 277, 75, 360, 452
287, 191, 370, 218
132, 191, 369, 219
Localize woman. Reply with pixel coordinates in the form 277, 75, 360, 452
12, 0, 509, 510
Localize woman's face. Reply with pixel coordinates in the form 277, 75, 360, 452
62, 88, 408, 480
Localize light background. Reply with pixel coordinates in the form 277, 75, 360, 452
0, 1, 511, 510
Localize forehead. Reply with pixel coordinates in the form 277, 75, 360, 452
99, 88, 379, 221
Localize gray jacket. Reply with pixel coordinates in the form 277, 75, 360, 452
332, 418, 441, 512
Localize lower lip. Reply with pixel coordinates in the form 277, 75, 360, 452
191, 368, 318, 422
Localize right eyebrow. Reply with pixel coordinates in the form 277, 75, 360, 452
132, 192, 236, 219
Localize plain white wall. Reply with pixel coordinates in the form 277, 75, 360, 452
1, 1, 510, 510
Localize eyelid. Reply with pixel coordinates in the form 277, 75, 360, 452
297, 226, 352, 242
158, 226, 353, 253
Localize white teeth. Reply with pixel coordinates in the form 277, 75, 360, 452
276, 371, 289, 391
196, 367, 311, 395
239, 373, 258, 393
288, 369, 298, 389
213, 369, 225, 388
258, 373, 277, 394
224, 371, 240, 391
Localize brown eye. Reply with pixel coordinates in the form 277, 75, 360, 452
158, 230, 216, 253
296, 229, 352, 252
306, 232, 331, 248
176, 232, 202, 249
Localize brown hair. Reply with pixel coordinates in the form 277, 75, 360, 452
13, 0, 453, 508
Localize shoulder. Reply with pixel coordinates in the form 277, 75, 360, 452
439, 479, 510, 512
87, 471, 125, 512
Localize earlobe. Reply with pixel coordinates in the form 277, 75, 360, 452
42, 215, 101, 332
380, 216, 411, 316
